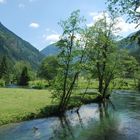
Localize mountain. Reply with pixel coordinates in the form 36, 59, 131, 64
0, 22, 44, 69
41, 31, 140, 63
119, 30, 140, 62
41, 43, 58, 56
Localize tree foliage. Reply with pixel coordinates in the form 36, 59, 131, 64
85, 13, 123, 98
19, 66, 30, 86
38, 56, 59, 83
0, 56, 13, 84
107, 0, 140, 26
13, 61, 34, 84
52, 10, 86, 113
0, 56, 8, 79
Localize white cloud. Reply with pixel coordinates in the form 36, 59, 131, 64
115, 17, 140, 33
136, 6, 140, 13
29, 22, 40, 28
43, 34, 60, 44
87, 12, 109, 27
87, 11, 140, 36
18, 3, 25, 8
0, 0, 6, 4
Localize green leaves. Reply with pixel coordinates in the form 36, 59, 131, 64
107, 0, 140, 26
38, 56, 59, 82
19, 66, 30, 86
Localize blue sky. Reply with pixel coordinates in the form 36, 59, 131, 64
0, 0, 139, 50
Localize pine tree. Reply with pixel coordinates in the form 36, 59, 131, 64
19, 66, 30, 86
0, 56, 8, 79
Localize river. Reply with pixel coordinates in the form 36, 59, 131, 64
0, 90, 140, 140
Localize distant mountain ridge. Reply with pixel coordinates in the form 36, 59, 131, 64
41, 30, 140, 62
41, 43, 58, 56
119, 30, 140, 62
0, 22, 44, 68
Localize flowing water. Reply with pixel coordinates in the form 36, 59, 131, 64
0, 90, 140, 140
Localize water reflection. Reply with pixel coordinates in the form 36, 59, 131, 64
50, 115, 75, 140
1, 91, 140, 140
50, 100, 118, 140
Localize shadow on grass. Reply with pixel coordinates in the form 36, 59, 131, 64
12, 91, 102, 125
22, 105, 60, 121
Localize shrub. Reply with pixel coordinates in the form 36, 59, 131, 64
29, 80, 49, 89
0, 79, 5, 87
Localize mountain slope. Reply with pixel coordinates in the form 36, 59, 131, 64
0, 22, 44, 68
41, 43, 58, 56
119, 30, 140, 62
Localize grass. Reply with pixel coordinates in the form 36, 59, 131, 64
0, 78, 136, 125
77, 78, 136, 90
0, 88, 53, 125
0, 87, 97, 125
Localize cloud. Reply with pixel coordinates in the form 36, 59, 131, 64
0, 0, 6, 4
136, 6, 140, 13
87, 12, 140, 36
87, 12, 110, 27
18, 3, 25, 8
43, 34, 60, 44
115, 17, 140, 33
29, 22, 40, 28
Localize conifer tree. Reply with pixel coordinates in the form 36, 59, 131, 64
19, 66, 30, 86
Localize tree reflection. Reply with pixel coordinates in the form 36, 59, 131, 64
50, 115, 74, 140
50, 99, 119, 140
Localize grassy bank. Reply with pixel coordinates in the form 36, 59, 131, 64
0, 88, 96, 125
0, 88, 52, 125
0, 78, 136, 125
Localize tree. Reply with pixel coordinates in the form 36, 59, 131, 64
19, 66, 30, 86
85, 13, 122, 99
120, 53, 139, 78
0, 56, 13, 83
13, 61, 35, 84
0, 56, 8, 79
124, 53, 140, 87
107, 0, 140, 26
38, 56, 59, 84
52, 10, 86, 113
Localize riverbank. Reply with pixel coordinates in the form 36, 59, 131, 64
0, 88, 97, 125
0, 90, 140, 140
0, 78, 136, 125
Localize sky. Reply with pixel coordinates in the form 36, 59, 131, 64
0, 0, 140, 50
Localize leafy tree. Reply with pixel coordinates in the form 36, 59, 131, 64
85, 13, 122, 99
19, 66, 30, 86
107, 0, 140, 26
13, 61, 35, 84
113, 50, 140, 88
0, 56, 8, 79
52, 10, 86, 113
38, 56, 59, 84
120, 52, 139, 78
0, 56, 13, 84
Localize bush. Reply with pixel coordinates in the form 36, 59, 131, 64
0, 79, 5, 87
29, 80, 49, 89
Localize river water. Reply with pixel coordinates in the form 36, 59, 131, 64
0, 90, 140, 140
